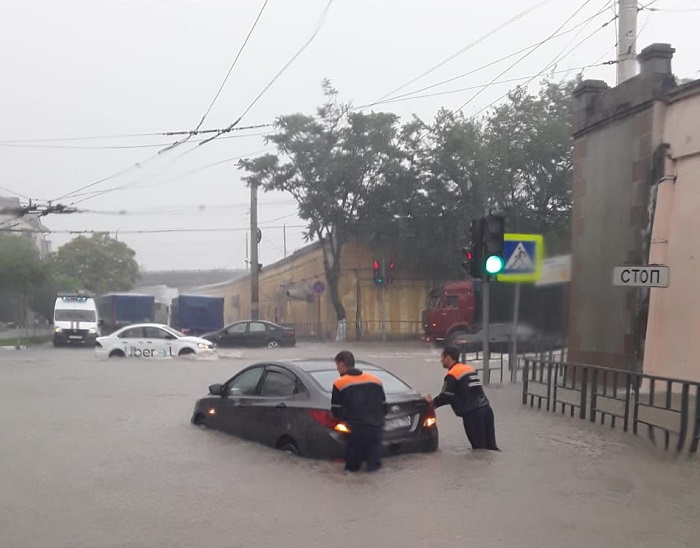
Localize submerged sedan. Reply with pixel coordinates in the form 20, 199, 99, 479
191, 359, 438, 459
95, 323, 215, 359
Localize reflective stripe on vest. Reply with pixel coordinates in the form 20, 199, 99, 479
333, 372, 383, 391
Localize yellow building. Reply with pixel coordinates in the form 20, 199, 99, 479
193, 238, 433, 341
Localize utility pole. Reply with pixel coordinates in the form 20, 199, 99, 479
250, 182, 260, 320
617, 0, 638, 84
482, 277, 491, 386
381, 257, 387, 342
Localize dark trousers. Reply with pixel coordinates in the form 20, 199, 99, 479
345, 424, 383, 472
462, 406, 499, 450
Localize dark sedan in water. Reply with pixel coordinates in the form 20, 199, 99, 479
191, 359, 439, 459
202, 320, 296, 349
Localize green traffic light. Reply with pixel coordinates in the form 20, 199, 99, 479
485, 255, 504, 275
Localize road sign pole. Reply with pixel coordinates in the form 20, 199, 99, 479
482, 277, 491, 386
510, 283, 521, 382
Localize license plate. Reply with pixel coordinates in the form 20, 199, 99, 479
385, 416, 412, 431
69, 335, 82, 340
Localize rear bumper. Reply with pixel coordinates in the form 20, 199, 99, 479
308, 426, 439, 460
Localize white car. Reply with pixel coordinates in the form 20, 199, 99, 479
95, 323, 216, 359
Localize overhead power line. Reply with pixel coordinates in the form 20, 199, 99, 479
456, 0, 597, 112
200, 0, 336, 146
364, 0, 558, 110
358, 3, 613, 110
162, 0, 272, 152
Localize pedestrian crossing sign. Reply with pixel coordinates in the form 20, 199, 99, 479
496, 233, 544, 283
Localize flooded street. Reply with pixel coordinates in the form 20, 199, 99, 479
1, 343, 699, 548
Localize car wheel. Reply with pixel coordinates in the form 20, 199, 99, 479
266, 339, 280, 349
109, 349, 126, 358
277, 437, 300, 456
178, 347, 195, 357
447, 330, 468, 347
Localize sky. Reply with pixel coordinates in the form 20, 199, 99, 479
1, 0, 698, 272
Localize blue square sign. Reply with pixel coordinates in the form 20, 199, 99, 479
497, 234, 543, 283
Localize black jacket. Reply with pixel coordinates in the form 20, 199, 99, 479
331, 368, 387, 427
433, 362, 490, 416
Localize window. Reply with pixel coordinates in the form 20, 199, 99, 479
226, 323, 247, 335
445, 296, 459, 309
310, 369, 412, 395
228, 367, 264, 396
144, 327, 170, 339
55, 309, 96, 322
119, 327, 144, 339
260, 370, 297, 397
249, 322, 266, 333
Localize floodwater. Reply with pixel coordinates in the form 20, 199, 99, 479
1, 343, 698, 548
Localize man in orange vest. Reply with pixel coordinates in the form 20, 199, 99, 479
426, 345, 499, 450
332, 350, 387, 472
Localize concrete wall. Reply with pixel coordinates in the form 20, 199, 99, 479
644, 81, 700, 381
193, 238, 432, 340
568, 44, 676, 370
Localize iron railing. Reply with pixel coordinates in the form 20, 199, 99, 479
460, 343, 568, 384
522, 359, 700, 455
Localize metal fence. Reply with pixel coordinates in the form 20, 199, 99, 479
460, 343, 568, 384
522, 359, 700, 455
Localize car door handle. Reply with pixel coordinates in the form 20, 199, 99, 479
275, 403, 287, 410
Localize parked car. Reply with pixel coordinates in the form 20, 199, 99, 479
95, 323, 215, 359
191, 359, 439, 459
453, 323, 550, 354
202, 320, 296, 349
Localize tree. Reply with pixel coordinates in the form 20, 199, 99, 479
52, 233, 140, 295
29, 272, 81, 321
0, 233, 47, 323
482, 80, 574, 239
239, 82, 404, 341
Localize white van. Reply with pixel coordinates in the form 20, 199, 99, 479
53, 292, 101, 347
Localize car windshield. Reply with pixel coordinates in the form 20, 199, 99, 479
309, 369, 413, 395
55, 309, 96, 322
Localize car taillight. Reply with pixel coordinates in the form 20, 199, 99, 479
310, 409, 351, 433
423, 408, 437, 428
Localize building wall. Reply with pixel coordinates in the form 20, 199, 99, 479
644, 82, 700, 381
567, 44, 677, 371
194, 238, 432, 340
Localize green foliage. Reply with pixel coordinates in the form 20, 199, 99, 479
51, 233, 140, 295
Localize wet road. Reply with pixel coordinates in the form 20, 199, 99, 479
1, 343, 699, 548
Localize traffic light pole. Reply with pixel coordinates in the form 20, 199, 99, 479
482, 276, 491, 385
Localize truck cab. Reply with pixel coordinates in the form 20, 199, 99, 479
422, 280, 479, 346
53, 292, 101, 347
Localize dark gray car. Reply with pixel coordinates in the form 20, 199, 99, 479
191, 359, 439, 459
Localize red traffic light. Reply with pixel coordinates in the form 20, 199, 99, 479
373, 260, 379, 270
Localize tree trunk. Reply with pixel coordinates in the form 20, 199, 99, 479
319, 231, 347, 342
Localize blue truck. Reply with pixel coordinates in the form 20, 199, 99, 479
170, 295, 224, 336
96, 293, 156, 334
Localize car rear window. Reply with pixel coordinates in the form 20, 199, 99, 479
309, 370, 413, 395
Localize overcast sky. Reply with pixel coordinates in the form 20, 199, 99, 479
1, 0, 698, 272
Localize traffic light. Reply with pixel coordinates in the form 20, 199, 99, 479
373, 259, 384, 286
466, 218, 484, 279
483, 213, 505, 275
388, 260, 395, 284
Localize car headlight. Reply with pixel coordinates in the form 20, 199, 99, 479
89, 327, 97, 334
197, 343, 211, 349
54, 327, 63, 333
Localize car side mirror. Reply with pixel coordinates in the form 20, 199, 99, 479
165, 334, 177, 340
209, 383, 224, 396
98, 319, 104, 327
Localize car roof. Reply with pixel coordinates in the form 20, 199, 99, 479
274, 359, 380, 373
